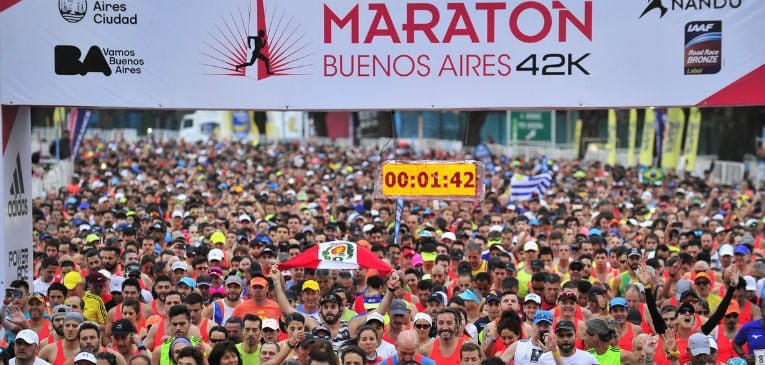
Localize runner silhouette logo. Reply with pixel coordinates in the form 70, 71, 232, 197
202, 0, 311, 80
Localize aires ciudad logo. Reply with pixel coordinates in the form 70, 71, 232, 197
58, 0, 138, 24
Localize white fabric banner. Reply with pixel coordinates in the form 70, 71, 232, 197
0, 106, 33, 288
1, 1, 764, 109
317, 241, 359, 270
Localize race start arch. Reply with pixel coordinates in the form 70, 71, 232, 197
1, 0, 765, 285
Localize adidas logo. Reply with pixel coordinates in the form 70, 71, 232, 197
8, 153, 29, 217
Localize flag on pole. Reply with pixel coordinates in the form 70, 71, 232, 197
68, 108, 93, 162
607, 109, 617, 165
510, 173, 552, 201
627, 109, 638, 165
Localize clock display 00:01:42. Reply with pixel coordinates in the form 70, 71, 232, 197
382, 171, 476, 190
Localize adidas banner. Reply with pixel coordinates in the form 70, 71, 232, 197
0, 105, 33, 287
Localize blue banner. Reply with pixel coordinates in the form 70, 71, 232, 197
653, 108, 667, 166
67, 108, 92, 162
393, 198, 404, 246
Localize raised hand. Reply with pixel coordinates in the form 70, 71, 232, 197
729, 266, 740, 288
270, 264, 281, 282
636, 264, 653, 286
644, 335, 659, 356
387, 272, 400, 291
661, 328, 677, 352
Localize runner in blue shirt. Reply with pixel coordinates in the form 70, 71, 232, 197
734, 301, 765, 364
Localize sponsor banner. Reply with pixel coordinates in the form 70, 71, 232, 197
607, 109, 617, 165
639, 109, 656, 166
662, 108, 686, 169
627, 109, 638, 166
573, 118, 582, 158
1, 1, 764, 109
0, 106, 33, 287
683, 107, 702, 170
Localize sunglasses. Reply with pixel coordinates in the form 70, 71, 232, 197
210, 338, 226, 344
415, 324, 431, 330
695, 281, 710, 286
725, 314, 739, 319
314, 335, 331, 341
679, 309, 695, 315
619, 261, 627, 265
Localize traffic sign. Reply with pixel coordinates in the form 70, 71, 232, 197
511, 110, 554, 143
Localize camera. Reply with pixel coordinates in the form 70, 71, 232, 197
5, 288, 22, 298
538, 330, 549, 346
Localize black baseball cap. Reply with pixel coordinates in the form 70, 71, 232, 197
555, 320, 576, 333
111, 319, 136, 336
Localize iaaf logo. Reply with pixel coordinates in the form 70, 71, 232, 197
202, 0, 312, 80
8, 153, 29, 218
639, 0, 742, 19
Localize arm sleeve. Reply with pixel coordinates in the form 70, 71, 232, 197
734, 323, 747, 345
645, 286, 667, 334
701, 285, 735, 334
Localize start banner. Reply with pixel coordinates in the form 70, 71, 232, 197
1, 0, 764, 109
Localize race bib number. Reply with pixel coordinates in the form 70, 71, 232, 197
754, 349, 765, 365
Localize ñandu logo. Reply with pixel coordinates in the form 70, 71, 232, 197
321, 242, 355, 262
202, 0, 312, 80
639, 0, 742, 19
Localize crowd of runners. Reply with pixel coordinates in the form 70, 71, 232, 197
3, 136, 765, 365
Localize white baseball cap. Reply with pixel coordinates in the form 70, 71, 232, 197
208, 248, 225, 262
441, 232, 456, 241
744, 276, 757, 291
74, 351, 97, 364
719, 244, 734, 257
171, 261, 188, 272
15, 329, 38, 345
524, 293, 542, 305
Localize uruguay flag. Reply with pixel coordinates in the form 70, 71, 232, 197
510, 173, 553, 201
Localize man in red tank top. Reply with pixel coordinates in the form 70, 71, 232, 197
421, 307, 467, 364
38, 312, 84, 365
111, 319, 151, 364
609, 297, 642, 352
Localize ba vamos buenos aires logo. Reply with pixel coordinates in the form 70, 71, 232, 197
202, 0, 312, 80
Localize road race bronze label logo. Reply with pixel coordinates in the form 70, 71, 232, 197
684, 21, 722, 74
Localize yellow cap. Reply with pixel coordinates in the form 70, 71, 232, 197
85, 234, 100, 244
421, 252, 437, 262
210, 231, 226, 244
302, 280, 320, 292
63, 271, 84, 290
